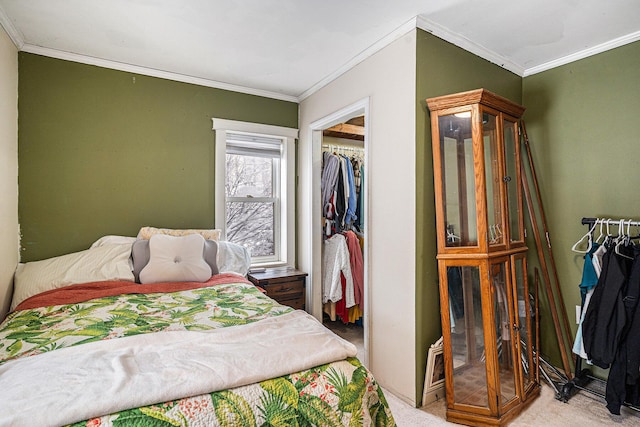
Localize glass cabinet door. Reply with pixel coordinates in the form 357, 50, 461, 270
490, 261, 517, 409
503, 118, 523, 245
482, 112, 505, 248
438, 113, 478, 248
512, 254, 535, 393
445, 264, 489, 408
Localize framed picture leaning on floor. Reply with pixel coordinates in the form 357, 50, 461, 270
423, 336, 445, 405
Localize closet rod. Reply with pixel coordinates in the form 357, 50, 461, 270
322, 144, 363, 151
581, 217, 640, 227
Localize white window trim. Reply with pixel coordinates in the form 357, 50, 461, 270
212, 118, 298, 267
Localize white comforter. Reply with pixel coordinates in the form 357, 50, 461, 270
0, 310, 357, 427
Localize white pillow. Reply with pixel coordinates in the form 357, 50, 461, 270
137, 227, 222, 241
139, 234, 212, 284
12, 243, 135, 310
217, 241, 252, 277
90, 235, 137, 249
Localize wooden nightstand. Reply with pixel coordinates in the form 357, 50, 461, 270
247, 267, 307, 310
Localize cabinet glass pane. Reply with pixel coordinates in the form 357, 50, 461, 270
439, 114, 477, 247
504, 119, 521, 242
447, 265, 488, 408
483, 113, 504, 246
514, 256, 533, 390
491, 262, 517, 406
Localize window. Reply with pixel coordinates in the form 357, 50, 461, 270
212, 119, 297, 266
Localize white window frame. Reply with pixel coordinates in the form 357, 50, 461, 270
212, 118, 298, 267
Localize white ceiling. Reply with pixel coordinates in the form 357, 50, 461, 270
1, 0, 639, 102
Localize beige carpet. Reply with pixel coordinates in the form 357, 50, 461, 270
385, 384, 640, 426
324, 321, 640, 425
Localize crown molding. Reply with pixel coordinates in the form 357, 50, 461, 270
298, 17, 418, 101
0, 4, 24, 49
6, 7, 638, 101
416, 15, 524, 77
523, 30, 640, 76
20, 43, 299, 103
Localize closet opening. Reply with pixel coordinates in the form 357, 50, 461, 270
320, 114, 366, 363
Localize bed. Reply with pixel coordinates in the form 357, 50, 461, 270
0, 230, 396, 427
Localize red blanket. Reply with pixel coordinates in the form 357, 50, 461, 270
14, 273, 252, 312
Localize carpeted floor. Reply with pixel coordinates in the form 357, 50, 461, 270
324, 320, 640, 425
385, 383, 640, 426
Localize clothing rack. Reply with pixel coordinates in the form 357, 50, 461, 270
320, 144, 365, 170
560, 217, 640, 413
581, 217, 640, 230
322, 144, 364, 153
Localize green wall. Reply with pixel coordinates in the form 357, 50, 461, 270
523, 41, 640, 369
19, 36, 638, 399
415, 29, 522, 403
18, 53, 298, 262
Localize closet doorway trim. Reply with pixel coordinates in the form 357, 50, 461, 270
307, 97, 370, 366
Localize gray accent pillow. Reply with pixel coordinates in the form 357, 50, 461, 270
131, 238, 219, 283
203, 240, 219, 276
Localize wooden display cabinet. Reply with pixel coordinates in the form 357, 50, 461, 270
426, 89, 539, 426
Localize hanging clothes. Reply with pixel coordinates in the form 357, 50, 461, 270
321, 152, 340, 236
605, 245, 640, 414
572, 243, 601, 359
352, 157, 361, 194
334, 161, 347, 232
343, 155, 358, 227
321, 151, 340, 214
348, 304, 363, 323
579, 243, 600, 304
340, 156, 350, 227
570, 218, 640, 415
322, 233, 355, 307
332, 273, 349, 322
321, 145, 364, 324
592, 243, 607, 277
582, 242, 633, 369
321, 150, 362, 234
344, 230, 364, 306
353, 160, 364, 231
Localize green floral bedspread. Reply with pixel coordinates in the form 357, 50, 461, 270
0, 282, 291, 364
67, 357, 393, 427
0, 281, 396, 426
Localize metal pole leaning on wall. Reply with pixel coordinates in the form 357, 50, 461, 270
520, 121, 573, 379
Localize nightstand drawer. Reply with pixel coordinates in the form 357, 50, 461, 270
263, 278, 304, 298
248, 268, 307, 310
